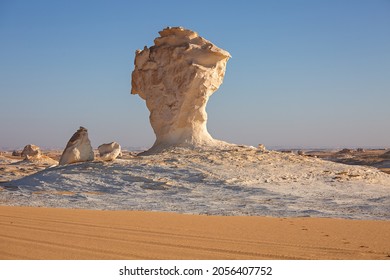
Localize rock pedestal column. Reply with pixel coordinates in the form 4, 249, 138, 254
131, 27, 231, 153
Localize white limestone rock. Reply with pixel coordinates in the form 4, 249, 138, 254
131, 27, 231, 154
12, 150, 21, 156
257, 144, 266, 153
59, 127, 94, 165
21, 144, 41, 159
98, 142, 122, 161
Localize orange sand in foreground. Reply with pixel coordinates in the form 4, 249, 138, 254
0, 206, 389, 260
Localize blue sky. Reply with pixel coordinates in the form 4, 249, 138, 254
1, 0, 389, 150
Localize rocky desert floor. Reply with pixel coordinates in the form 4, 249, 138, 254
1, 147, 389, 183
303, 148, 390, 175
0, 150, 137, 183
1, 146, 389, 219
0, 151, 60, 183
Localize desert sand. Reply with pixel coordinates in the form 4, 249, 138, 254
0, 206, 389, 260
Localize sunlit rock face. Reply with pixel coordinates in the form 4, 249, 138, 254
131, 27, 231, 153
21, 144, 41, 159
98, 142, 121, 161
59, 127, 94, 165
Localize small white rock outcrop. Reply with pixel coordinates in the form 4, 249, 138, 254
257, 144, 266, 153
21, 144, 41, 159
98, 142, 122, 161
59, 127, 94, 165
131, 27, 231, 153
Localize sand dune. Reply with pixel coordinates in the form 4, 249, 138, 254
0, 206, 389, 260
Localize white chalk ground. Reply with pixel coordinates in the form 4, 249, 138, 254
1, 145, 389, 220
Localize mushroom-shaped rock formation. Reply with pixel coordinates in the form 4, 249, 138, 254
98, 142, 122, 161
21, 144, 41, 159
131, 27, 231, 154
59, 127, 94, 165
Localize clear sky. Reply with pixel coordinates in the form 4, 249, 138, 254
1, 0, 389, 150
